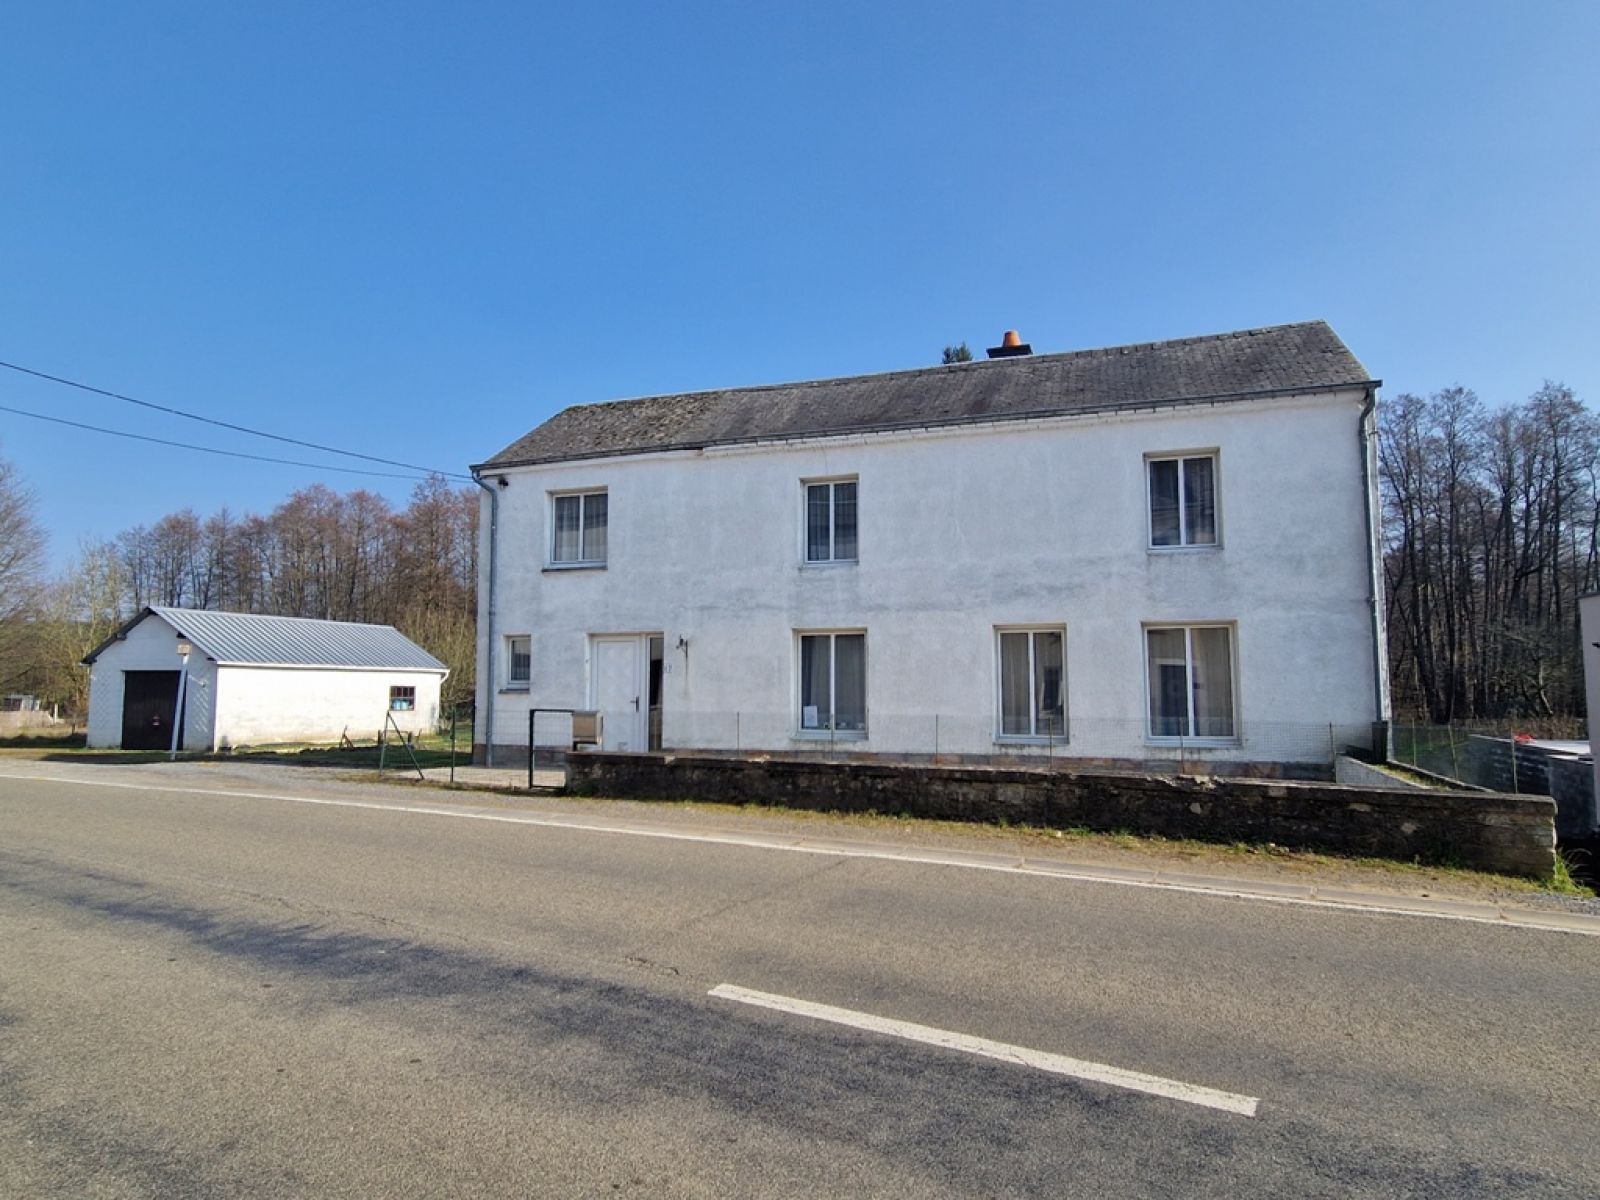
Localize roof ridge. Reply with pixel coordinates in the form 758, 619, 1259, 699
477, 319, 1373, 471
543, 320, 1336, 415
153, 605, 398, 631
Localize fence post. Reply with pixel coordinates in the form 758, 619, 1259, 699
1447, 724, 1459, 779
528, 709, 535, 791
1509, 738, 1519, 794
933, 713, 940, 759
1410, 721, 1418, 767
735, 711, 741, 754
450, 705, 457, 785
1327, 722, 1336, 766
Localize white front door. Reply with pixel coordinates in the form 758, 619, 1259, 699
591, 636, 644, 751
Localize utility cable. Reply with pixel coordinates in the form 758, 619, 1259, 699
0, 358, 472, 481
0, 402, 436, 481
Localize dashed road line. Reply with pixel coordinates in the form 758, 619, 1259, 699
709, 982, 1260, 1117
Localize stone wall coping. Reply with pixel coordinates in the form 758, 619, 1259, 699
577, 751, 1554, 818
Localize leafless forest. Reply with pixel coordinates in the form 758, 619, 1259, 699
1381, 381, 1599, 722
2, 472, 478, 719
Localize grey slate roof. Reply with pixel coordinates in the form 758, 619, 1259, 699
478, 320, 1375, 469
82, 607, 448, 671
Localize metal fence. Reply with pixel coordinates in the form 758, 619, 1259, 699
523, 709, 1378, 781
1388, 720, 1589, 796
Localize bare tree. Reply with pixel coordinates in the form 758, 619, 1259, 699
34, 540, 128, 716
1382, 382, 1598, 721
61, 473, 480, 718
0, 451, 48, 693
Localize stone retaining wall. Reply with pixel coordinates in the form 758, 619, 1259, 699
566, 752, 1557, 879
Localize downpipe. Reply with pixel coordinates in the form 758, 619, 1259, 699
1357, 387, 1391, 754
472, 470, 500, 766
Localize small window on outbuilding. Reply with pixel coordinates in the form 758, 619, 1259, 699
389, 686, 416, 712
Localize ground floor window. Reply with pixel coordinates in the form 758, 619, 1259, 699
798, 631, 866, 734
1146, 625, 1235, 739
389, 685, 416, 712
507, 636, 531, 688
997, 627, 1066, 739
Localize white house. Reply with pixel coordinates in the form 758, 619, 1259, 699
470, 321, 1390, 775
84, 607, 448, 751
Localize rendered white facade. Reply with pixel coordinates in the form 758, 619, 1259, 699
475, 387, 1390, 770
86, 611, 445, 751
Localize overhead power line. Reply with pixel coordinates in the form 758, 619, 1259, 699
0, 402, 436, 481
0, 358, 472, 481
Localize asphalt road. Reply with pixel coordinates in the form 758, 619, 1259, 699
1, 763, 1596, 1198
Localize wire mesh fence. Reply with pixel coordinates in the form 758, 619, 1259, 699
362, 702, 475, 781
1387, 719, 1590, 795
522, 709, 1379, 785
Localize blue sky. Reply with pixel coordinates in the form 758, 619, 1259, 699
3, 1, 1597, 568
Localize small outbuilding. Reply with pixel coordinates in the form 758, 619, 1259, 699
83, 606, 448, 752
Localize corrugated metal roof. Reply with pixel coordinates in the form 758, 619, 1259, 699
139, 607, 448, 671
476, 320, 1376, 469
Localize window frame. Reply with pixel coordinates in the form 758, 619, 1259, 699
388, 685, 417, 713
801, 476, 859, 566
994, 625, 1068, 743
1146, 451, 1221, 551
548, 488, 609, 568
505, 635, 531, 690
794, 629, 868, 739
1143, 622, 1238, 744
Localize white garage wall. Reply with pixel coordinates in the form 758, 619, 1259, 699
85, 615, 219, 750
213, 667, 444, 748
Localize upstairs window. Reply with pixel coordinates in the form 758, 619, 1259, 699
798, 631, 866, 734
507, 636, 531, 688
997, 627, 1066, 740
805, 479, 858, 564
1148, 454, 1218, 548
552, 490, 608, 565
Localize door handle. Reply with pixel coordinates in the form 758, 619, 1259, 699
632, 696, 640, 711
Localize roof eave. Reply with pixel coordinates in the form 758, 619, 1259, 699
214, 660, 449, 673
473, 377, 1381, 472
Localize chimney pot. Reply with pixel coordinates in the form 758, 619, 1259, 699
985, 329, 1033, 359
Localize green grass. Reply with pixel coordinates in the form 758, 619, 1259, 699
0, 727, 474, 772
1548, 853, 1592, 896
230, 742, 467, 770
497, 790, 1593, 898
221, 725, 473, 771
0, 732, 88, 750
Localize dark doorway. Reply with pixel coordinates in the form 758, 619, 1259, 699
648, 634, 664, 751
121, 671, 182, 750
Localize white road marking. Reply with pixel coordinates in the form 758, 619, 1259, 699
709, 983, 1260, 1117
0, 768, 1592, 937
